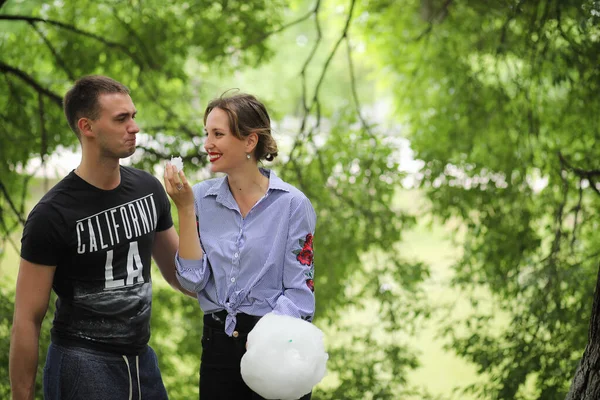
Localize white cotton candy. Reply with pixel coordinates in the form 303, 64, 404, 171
240, 313, 328, 400
170, 156, 183, 172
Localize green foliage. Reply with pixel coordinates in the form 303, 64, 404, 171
0, 0, 284, 239
360, 0, 600, 398
0, 0, 284, 397
313, 251, 432, 399
1, 0, 430, 397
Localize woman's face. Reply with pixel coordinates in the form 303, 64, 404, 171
204, 107, 249, 174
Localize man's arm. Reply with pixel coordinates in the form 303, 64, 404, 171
152, 226, 196, 297
10, 258, 55, 400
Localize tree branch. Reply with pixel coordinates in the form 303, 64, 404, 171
38, 92, 48, 159
571, 182, 584, 253
555, 2, 585, 57
2, 13, 194, 147
311, 0, 357, 111
19, 174, 34, 219
546, 160, 570, 268
229, 6, 319, 54
110, 8, 158, 69
344, 33, 380, 176
559, 152, 600, 178
587, 177, 600, 197
345, 35, 376, 140
497, 0, 526, 53
0, 217, 21, 255
133, 76, 199, 139
291, 0, 360, 161
299, 0, 322, 118
0, 61, 62, 106
0, 180, 27, 226
38, 92, 50, 191
0, 15, 143, 66
29, 21, 76, 81
414, 0, 454, 41
137, 145, 203, 163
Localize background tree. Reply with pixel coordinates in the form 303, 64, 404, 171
1, 0, 283, 396
566, 263, 600, 399
0, 0, 282, 242
358, 0, 600, 398
1, 0, 430, 397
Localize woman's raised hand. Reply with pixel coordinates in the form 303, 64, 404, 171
164, 163, 194, 211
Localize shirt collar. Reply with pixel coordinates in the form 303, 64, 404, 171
204, 168, 289, 200
264, 168, 289, 193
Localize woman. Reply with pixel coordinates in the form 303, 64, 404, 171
164, 93, 316, 399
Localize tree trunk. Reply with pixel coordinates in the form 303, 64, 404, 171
566, 265, 600, 399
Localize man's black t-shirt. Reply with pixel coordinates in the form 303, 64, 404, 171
20, 166, 173, 355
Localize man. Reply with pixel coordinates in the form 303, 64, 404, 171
9, 75, 191, 400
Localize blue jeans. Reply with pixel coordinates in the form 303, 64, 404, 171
43, 343, 168, 400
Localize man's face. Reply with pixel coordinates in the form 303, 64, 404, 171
89, 93, 139, 159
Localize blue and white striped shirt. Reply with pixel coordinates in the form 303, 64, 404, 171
176, 169, 316, 336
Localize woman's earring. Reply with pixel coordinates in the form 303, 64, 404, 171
246, 153, 251, 160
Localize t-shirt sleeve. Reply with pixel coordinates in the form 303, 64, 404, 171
153, 176, 174, 232
20, 203, 67, 266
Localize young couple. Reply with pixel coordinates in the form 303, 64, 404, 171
9, 75, 316, 400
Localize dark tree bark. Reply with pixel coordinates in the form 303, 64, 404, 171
566, 264, 600, 399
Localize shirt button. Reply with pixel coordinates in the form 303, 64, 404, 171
231, 277, 235, 283
234, 252, 239, 258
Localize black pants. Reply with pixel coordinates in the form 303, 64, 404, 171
199, 312, 312, 400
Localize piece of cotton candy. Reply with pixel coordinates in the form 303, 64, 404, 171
170, 156, 183, 172
241, 313, 328, 400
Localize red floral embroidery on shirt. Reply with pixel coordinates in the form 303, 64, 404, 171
293, 233, 315, 291
303, 233, 313, 250
296, 249, 313, 266
294, 233, 314, 266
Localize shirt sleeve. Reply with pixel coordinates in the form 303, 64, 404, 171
20, 203, 66, 266
273, 195, 317, 321
175, 252, 212, 293
175, 208, 211, 293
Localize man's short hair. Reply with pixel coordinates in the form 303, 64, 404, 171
63, 75, 129, 138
